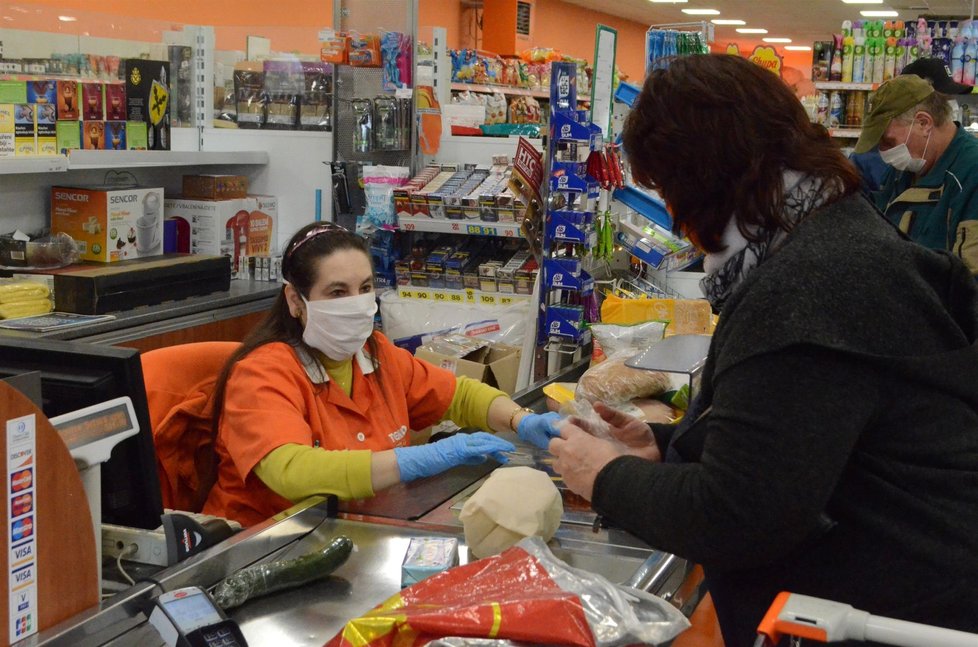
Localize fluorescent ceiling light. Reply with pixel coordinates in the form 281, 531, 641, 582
785, 45, 813, 51
682, 8, 720, 15
58, 15, 77, 21
736, 28, 768, 33
650, 0, 688, 3
763, 37, 792, 43
712, 19, 746, 25
861, 10, 899, 16
842, 0, 883, 3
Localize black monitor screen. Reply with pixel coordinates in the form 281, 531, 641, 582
0, 337, 163, 530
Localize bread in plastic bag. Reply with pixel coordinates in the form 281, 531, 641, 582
576, 352, 672, 405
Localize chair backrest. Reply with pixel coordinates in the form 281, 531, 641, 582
141, 341, 240, 512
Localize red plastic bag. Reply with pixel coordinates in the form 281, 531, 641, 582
326, 538, 688, 647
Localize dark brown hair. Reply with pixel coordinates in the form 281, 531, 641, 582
206, 224, 379, 500
622, 54, 861, 253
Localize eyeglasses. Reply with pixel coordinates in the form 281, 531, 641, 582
282, 222, 349, 276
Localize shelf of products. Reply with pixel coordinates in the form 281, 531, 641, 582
450, 82, 591, 104
397, 216, 522, 238
395, 286, 530, 306
814, 81, 878, 91
828, 128, 863, 139
0, 150, 269, 175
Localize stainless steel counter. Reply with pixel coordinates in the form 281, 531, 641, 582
32, 360, 703, 646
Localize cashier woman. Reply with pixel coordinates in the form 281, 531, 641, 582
202, 222, 560, 527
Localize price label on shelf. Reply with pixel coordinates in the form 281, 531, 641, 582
398, 287, 527, 306
448, 291, 466, 303
465, 289, 476, 303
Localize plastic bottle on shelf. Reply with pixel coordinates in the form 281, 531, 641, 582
853, 36, 867, 83
842, 34, 855, 82
830, 34, 844, 81
871, 38, 886, 84
884, 37, 898, 80
828, 91, 846, 128
964, 38, 978, 86
894, 39, 908, 76
952, 38, 966, 82
816, 91, 830, 125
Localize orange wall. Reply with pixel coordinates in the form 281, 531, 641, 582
15, 0, 810, 79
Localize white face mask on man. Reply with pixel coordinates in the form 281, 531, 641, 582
880, 121, 931, 174
301, 291, 378, 361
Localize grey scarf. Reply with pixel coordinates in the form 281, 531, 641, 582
699, 172, 834, 312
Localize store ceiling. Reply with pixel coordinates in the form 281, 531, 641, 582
562, 0, 977, 50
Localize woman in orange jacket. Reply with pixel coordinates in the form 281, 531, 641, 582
203, 222, 559, 526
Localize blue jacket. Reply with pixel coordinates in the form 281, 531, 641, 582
874, 125, 978, 273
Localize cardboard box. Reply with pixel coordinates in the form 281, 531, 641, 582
0, 105, 14, 157
51, 185, 165, 262
123, 59, 170, 150
182, 174, 249, 200
105, 83, 126, 121
165, 195, 276, 268
56, 120, 80, 154
22, 254, 231, 314
82, 121, 104, 150
81, 82, 103, 120
35, 102, 56, 155
416, 341, 521, 395
56, 80, 79, 120
105, 121, 126, 150
14, 104, 35, 155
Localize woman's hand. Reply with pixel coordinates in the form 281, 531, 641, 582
550, 423, 625, 501
571, 402, 662, 462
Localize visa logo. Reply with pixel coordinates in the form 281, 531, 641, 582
13, 565, 33, 583
14, 544, 32, 559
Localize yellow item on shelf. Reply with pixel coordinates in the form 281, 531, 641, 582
0, 297, 53, 320
0, 281, 50, 304
600, 294, 713, 335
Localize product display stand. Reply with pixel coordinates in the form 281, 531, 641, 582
542, 61, 601, 370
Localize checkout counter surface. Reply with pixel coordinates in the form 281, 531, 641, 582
36, 361, 702, 646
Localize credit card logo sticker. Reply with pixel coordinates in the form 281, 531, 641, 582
10, 494, 32, 517
11, 517, 33, 542
10, 469, 32, 492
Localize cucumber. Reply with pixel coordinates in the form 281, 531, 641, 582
212, 535, 353, 609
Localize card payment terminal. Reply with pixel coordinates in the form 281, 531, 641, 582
148, 586, 248, 647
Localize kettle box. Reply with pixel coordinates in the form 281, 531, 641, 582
51, 185, 165, 262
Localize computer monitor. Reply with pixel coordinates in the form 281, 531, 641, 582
0, 337, 163, 530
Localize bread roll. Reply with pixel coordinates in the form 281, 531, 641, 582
576, 356, 671, 404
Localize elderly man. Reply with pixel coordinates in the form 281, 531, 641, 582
855, 74, 978, 272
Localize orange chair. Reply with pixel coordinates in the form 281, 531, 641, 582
672, 592, 725, 647
141, 342, 239, 512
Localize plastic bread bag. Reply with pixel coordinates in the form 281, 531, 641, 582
325, 536, 688, 647
576, 351, 672, 406
590, 320, 667, 365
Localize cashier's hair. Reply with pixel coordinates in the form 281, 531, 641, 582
211, 222, 382, 438
622, 54, 862, 254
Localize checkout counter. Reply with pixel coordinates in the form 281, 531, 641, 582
29, 361, 704, 646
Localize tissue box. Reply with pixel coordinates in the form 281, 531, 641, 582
51, 185, 165, 262
401, 537, 459, 588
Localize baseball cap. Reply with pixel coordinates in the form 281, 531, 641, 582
901, 57, 974, 95
853, 75, 936, 153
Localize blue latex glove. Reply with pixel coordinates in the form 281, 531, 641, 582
517, 412, 562, 449
394, 432, 516, 482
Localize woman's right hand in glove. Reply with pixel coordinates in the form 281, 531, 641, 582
394, 432, 515, 482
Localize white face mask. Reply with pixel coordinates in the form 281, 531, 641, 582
880, 122, 931, 174
301, 291, 378, 361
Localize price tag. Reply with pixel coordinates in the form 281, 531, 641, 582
450, 222, 461, 232
466, 224, 483, 235
401, 222, 416, 231
398, 288, 414, 299
395, 87, 414, 99
448, 292, 465, 303
415, 290, 431, 300
433, 291, 448, 302
465, 289, 476, 303
503, 229, 516, 237
500, 296, 515, 305
479, 294, 498, 306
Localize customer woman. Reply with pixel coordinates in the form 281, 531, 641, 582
203, 222, 558, 527
550, 54, 978, 646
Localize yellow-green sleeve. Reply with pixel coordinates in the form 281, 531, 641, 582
253, 443, 375, 502
441, 375, 507, 431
